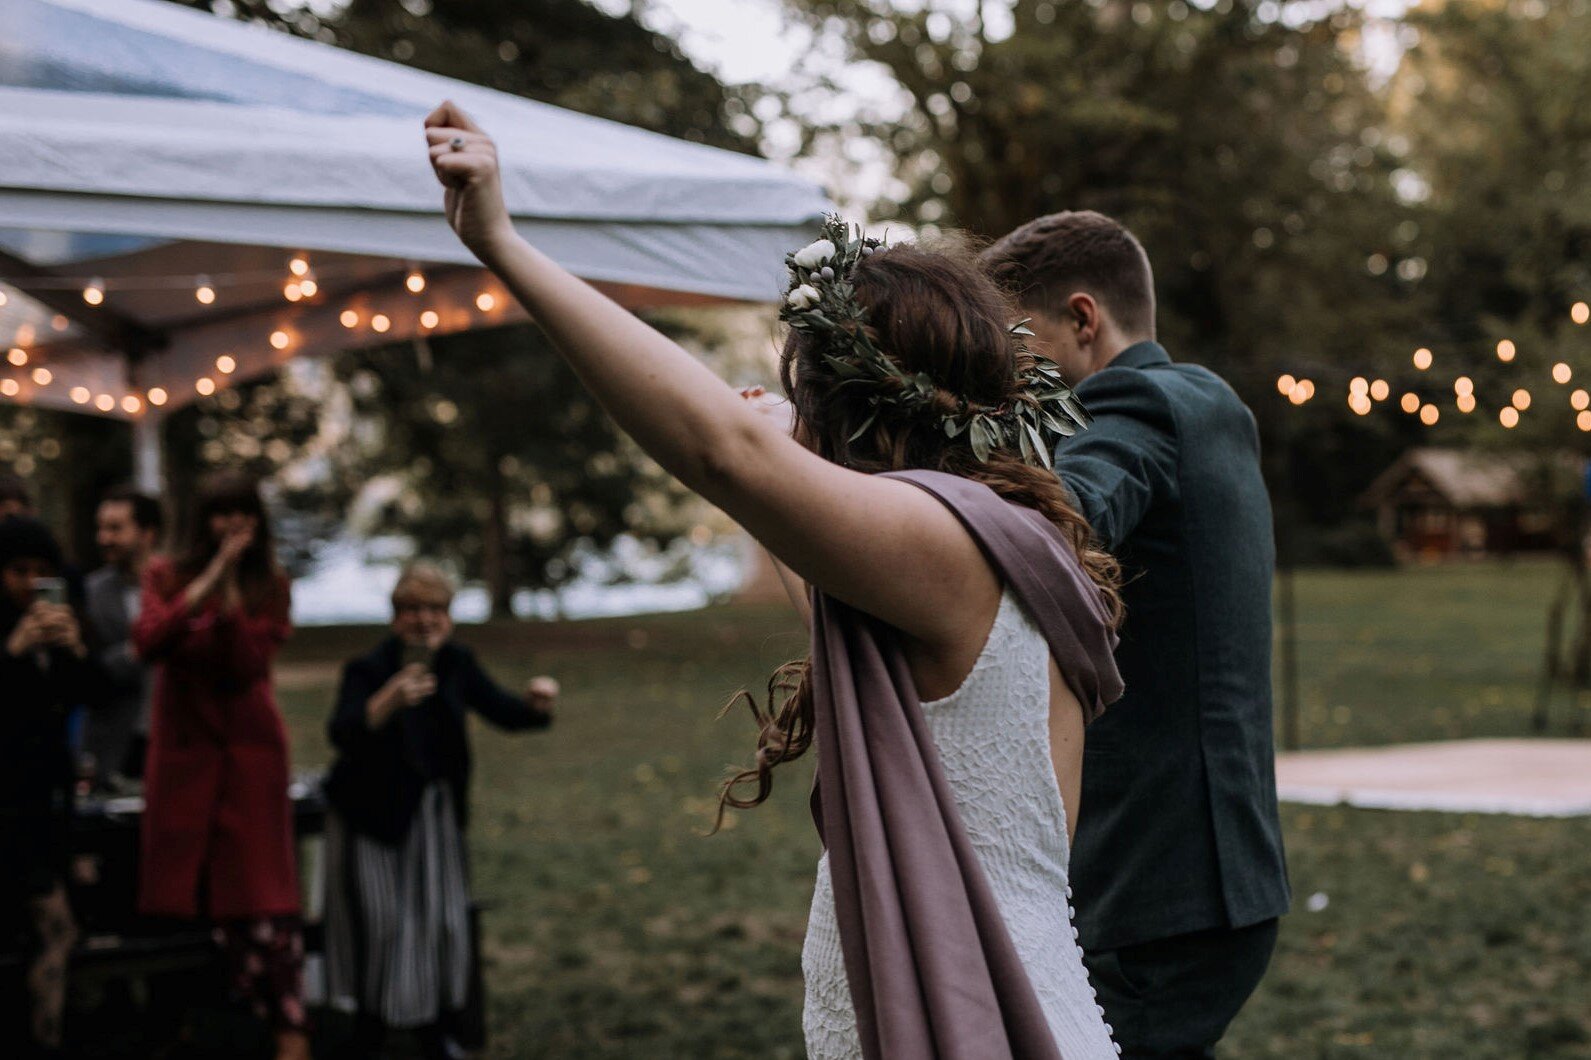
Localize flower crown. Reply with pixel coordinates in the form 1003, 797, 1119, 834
778, 215, 1092, 467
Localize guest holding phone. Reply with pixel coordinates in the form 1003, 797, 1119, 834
132, 472, 307, 1060
323, 562, 557, 1059
0, 515, 88, 1055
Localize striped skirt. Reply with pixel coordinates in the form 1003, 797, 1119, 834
324, 781, 471, 1028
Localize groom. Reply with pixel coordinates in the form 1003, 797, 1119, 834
983, 212, 1290, 1058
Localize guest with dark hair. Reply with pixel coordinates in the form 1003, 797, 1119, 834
323, 561, 557, 1059
132, 472, 308, 1060
1, 516, 88, 1056
81, 486, 164, 789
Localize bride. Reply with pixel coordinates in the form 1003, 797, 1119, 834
424, 101, 1125, 1059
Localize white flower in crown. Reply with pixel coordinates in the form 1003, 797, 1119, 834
786, 284, 821, 310
791, 239, 836, 270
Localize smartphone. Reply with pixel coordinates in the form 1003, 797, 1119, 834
401, 641, 434, 671
33, 577, 68, 606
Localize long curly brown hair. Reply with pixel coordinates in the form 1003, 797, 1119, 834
713, 234, 1122, 829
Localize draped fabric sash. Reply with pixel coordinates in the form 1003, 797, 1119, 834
810, 469, 1124, 1060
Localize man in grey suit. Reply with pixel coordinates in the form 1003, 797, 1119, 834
983, 212, 1289, 1058
82, 485, 163, 789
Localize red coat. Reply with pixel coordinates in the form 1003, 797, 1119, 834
133, 556, 299, 920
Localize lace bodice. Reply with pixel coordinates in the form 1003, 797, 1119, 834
801, 589, 1121, 1058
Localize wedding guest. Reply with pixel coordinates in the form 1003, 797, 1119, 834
0, 516, 87, 1056
425, 103, 1126, 1058
984, 212, 1290, 1059
323, 561, 557, 1060
81, 486, 163, 789
132, 472, 308, 1060
0, 471, 33, 519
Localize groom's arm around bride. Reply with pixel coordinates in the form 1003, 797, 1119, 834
984, 212, 1290, 1060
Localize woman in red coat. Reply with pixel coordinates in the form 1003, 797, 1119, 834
134, 471, 308, 1060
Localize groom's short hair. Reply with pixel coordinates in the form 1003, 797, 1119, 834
981, 211, 1156, 339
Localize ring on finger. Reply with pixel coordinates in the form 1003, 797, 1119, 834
450, 136, 465, 151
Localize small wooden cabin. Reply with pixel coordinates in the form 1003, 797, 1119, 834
1359, 447, 1566, 558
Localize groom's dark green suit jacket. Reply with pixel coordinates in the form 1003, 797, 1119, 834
1056, 341, 1290, 952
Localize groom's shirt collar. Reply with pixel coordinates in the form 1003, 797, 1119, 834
1105, 341, 1171, 371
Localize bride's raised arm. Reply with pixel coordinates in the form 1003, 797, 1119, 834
423, 102, 997, 647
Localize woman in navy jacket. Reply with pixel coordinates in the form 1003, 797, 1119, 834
323, 562, 556, 1059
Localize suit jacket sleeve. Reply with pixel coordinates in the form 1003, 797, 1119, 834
458, 647, 552, 731
132, 559, 218, 664
328, 655, 383, 752
1053, 366, 1180, 551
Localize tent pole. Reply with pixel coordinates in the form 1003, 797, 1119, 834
133, 413, 164, 494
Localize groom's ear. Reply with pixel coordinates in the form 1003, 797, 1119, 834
1066, 292, 1101, 345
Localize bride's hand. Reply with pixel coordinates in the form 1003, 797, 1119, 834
424, 101, 515, 260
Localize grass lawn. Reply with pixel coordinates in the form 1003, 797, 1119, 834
275, 559, 1591, 1059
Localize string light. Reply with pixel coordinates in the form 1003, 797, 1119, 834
419, 310, 439, 329
1579, 411, 1591, 432
83, 279, 104, 305
1553, 362, 1572, 384
0, 379, 17, 398
1512, 388, 1532, 411
1575, 389, 1590, 411
1456, 393, 1476, 413
269, 330, 290, 350
195, 277, 216, 304
371, 314, 391, 333
1419, 403, 1439, 425
406, 270, 427, 294
1349, 376, 1369, 396
216, 355, 236, 374
340, 310, 360, 328
6, 347, 25, 367
1349, 393, 1372, 415
1277, 374, 1297, 396
475, 292, 496, 312
195, 377, 216, 396
30, 368, 50, 386
1400, 392, 1420, 413
1497, 339, 1516, 362
299, 278, 318, 298
1413, 348, 1433, 370
1500, 407, 1519, 428
1574, 302, 1590, 326
1454, 376, 1473, 396
121, 395, 142, 415
51, 315, 67, 331
1370, 379, 1390, 402
94, 394, 114, 412
284, 282, 303, 302
288, 256, 310, 277
148, 387, 168, 407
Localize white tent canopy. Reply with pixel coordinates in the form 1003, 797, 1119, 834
0, 0, 830, 434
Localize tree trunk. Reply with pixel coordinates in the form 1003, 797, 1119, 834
482, 461, 512, 620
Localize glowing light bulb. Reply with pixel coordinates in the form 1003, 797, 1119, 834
1419, 403, 1439, 425
1497, 339, 1516, 362
1349, 394, 1371, 416
1413, 348, 1433, 370
216, 355, 236, 375
31, 368, 51, 386
122, 395, 142, 415
1370, 379, 1390, 402
148, 387, 168, 407
196, 377, 216, 396
83, 280, 105, 305
1574, 389, 1590, 411
0, 379, 17, 397
270, 330, 290, 350
340, 310, 359, 328
371, 314, 391, 333
1277, 374, 1297, 396
196, 276, 216, 304
299, 279, 318, 298
1573, 302, 1589, 326
475, 292, 496, 312
69, 386, 90, 404
1580, 411, 1591, 432
1500, 407, 1519, 428
420, 310, 439, 329
1512, 388, 1532, 411
289, 256, 310, 277
1349, 376, 1369, 396
1454, 376, 1473, 396
51, 315, 67, 331
6, 347, 26, 367
406, 271, 426, 293
1456, 393, 1476, 414
1553, 362, 1572, 384
284, 282, 303, 302
1400, 392, 1420, 414
94, 393, 114, 412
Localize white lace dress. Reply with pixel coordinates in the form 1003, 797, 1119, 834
801, 590, 1121, 1059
